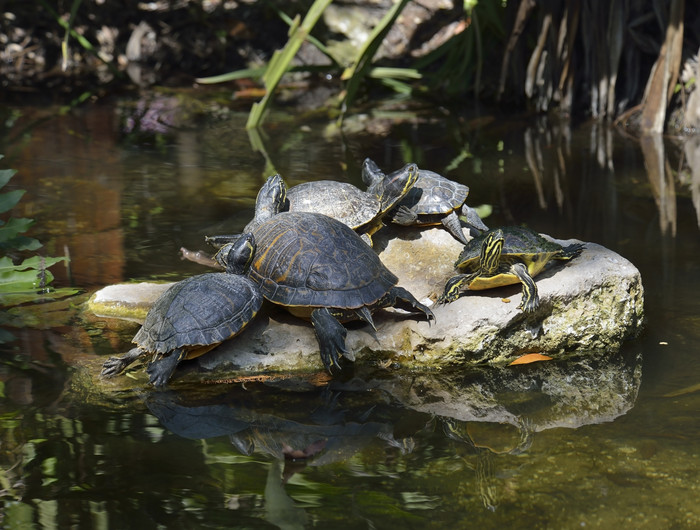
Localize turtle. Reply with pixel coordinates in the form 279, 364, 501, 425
285, 162, 419, 246
204, 173, 289, 251
243, 173, 289, 233
361, 157, 489, 245
214, 175, 435, 373
438, 226, 584, 312
100, 233, 263, 386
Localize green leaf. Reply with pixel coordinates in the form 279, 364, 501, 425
0, 217, 35, 242
0, 189, 25, 213
0, 268, 55, 293
0, 235, 42, 252
0, 167, 17, 188
0, 286, 81, 309
196, 67, 266, 84
0, 255, 66, 273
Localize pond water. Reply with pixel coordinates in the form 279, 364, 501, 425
1, 95, 699, 529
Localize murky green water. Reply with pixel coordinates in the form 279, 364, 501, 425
1, 96, 699, 528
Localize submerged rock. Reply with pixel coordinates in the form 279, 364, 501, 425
86, 227, 644, 376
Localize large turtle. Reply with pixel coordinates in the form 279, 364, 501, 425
285, 162, 418, 246
361, 158, 488, 244
438, 226, 584, 312
215, 175, 435, 372
101, 234, 262, 386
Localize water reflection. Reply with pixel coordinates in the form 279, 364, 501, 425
129, 349, 642, 521
683, 135, 700, 229
1, 98, 699, 527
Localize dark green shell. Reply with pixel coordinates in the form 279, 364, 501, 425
134, 272, 263, 354
249, 211, 397, 309
286, 181, 380, 230
456, 226, 568, 268
402, 170, 469, 217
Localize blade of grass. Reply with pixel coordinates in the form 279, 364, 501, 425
338, 0, 411, 125
247, 0, 333, 129
62, 0, 84, 71
37, 0, 120, 77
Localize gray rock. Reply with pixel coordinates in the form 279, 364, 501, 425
88, 226, 645, 375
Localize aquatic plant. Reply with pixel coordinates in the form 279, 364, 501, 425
0, 156, 78, 342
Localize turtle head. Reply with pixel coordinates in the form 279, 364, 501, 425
215, 233, 256, 274
249, 174, 288, 229
480, 229, 504, 274
372, 163, 419, 211
361, 157, 384, 187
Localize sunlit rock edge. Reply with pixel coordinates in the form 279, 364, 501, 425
84, 226, 644, 383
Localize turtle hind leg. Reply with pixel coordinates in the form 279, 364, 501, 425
510, 262, 539, 312
387, 286, 435, 323
441, 211, 469, 245
311, 307, 349, 372
461, 204, 489, 234
146, 348, 187, 387
101, 347, 145, 377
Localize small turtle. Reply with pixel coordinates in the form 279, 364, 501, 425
215, 175, 434, 372
438, 226, 584, 312
286, 162, 418, 246
361, 158, 488, 244
101, 234, 262, 386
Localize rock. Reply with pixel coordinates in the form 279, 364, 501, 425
86, 226, 644, 376
88, 282, 172, 322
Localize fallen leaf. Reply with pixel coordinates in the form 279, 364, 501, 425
501, 298, 511, 304
508, 353, 553, 366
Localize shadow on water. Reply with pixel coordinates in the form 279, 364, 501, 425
1, 96, 700, 527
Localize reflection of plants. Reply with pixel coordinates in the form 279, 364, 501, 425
0, 156, 78, 342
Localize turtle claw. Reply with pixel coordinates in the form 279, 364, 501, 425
312, 308, 350, 373
392, 205, 418, 225
146, 350, 185, 387
101, 348, 144, 377
439, 275, 469, 305
517, 294, 540, 313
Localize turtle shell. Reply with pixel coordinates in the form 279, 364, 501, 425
134, 272, 263, 358
248, 211, 397, 311
286, 181, 380, 231
402, 170, 469, 219
455, 226, 573, 290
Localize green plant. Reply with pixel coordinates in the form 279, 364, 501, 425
0, 156, 78, 341
197, 0, 427, 128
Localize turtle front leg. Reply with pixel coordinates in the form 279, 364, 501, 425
390, 205, 418, 225
311, 307, 349, 372
387, 286, 435, 323
559, 242, 585, 260
510, 262, 539, 312
101, 347, 145, 377
146, 349, 187, 387
441, 211, 470, 245
438, 273, 474, 304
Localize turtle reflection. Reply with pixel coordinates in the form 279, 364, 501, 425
144, 383, 413, 473
440, 417, 534, 511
